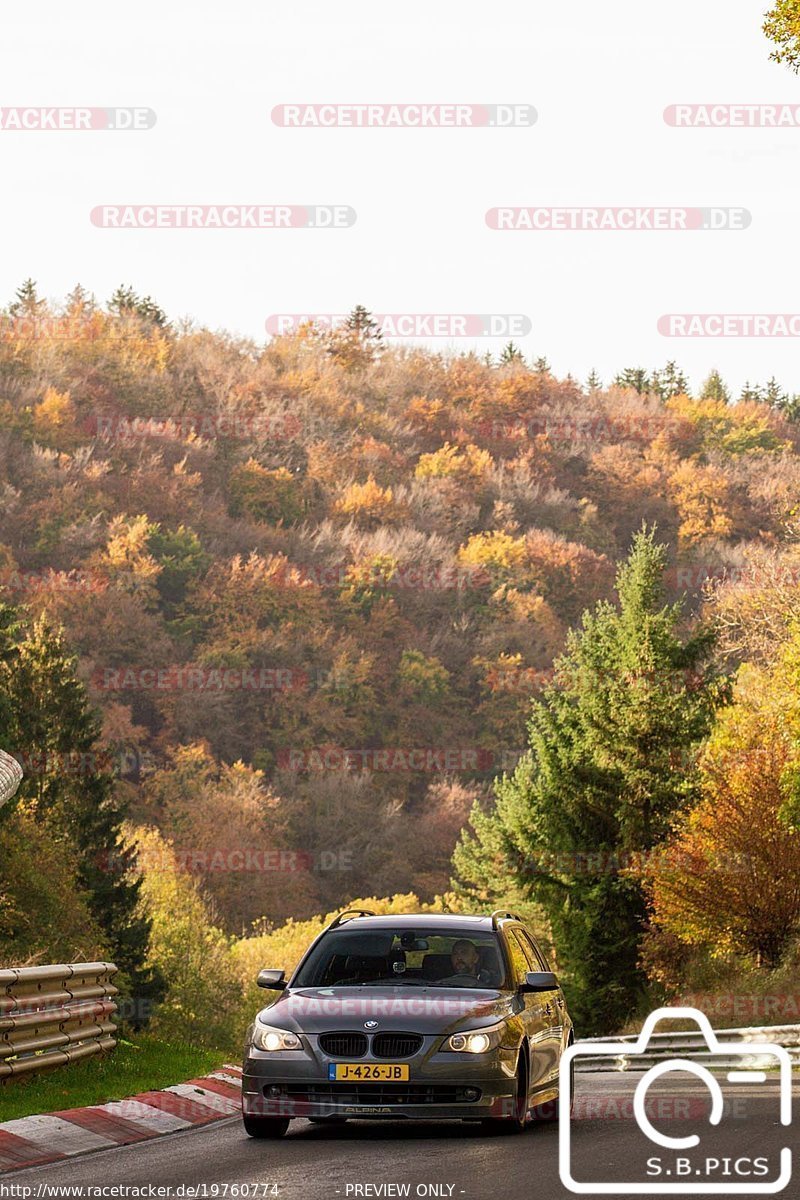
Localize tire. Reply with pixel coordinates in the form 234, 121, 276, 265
243, 1115, 290, 1139
481, 1056, 528, 1135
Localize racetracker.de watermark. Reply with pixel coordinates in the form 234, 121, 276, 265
9, 749, 117, 777
85, 413, 302, 441
664, 103, 800, 127
486, 207, 751, 230
518, 849, 753, 876
281, 994, 497, 1018
570, 1095, 755, 1122
678, 993, 800, 1022
277, 747, 496, 772
266, 314, 531, 337
666, 564, 800, 591
271, 103, 537, 127
659, 314, 800, 337
0, 567, 107, 595
0, 316, 104, 341
475, 415, 666, 443
96, 847, 353, 874
483, 665, 554, 693
91, 666, 308, 692
0, 107, 155, 130
90, 205, 356, 229
270, 562, 492, 590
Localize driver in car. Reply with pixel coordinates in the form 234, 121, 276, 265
449, 938, 491, 983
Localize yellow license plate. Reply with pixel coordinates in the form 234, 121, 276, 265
331, 1063, 409, 1081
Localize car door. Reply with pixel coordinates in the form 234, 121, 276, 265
504, 929, 550, 1094
511, 929, 561, 1088
515, 928, 564, 1084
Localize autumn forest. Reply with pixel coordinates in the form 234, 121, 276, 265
2, 286, 800, 1040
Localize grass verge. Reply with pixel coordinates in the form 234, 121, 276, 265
0, 1036, 229, 1122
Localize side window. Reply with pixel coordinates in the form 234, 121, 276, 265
511, 930, 537, 973
518, 929, 549, 971
505, 931, 530, 985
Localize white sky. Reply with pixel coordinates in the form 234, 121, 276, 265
1, 0, 798, 395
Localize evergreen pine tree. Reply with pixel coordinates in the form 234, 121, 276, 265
700, 370, 730, 404
499, 341, 524, 365
3, 615, 160, 1005
345, 305, 382, 342
533, 356, 550, 375
614, 367, 650, 394
739, 380, 764, 403
764, 376, 788, 407
108, 284, 138, 314
65, 284, 97, 318
779, 394, 800, 422
8, 279, 47, 319
658, 361, 690, 399
586, 369, 602, 392
108, 285, 168, 328
328, 306, 383, 370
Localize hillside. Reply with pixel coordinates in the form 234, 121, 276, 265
2, 287, 800, 942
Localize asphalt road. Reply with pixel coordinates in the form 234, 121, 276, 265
6, 1074, 797, 1200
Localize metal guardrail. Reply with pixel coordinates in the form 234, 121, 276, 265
0, 962, 119, 1081
0, 749, 22, 809
574, 1023, 800, 1071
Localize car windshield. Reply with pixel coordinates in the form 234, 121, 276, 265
292, 926, 508, 989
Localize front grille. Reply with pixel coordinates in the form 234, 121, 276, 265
319, 1032, 368, 1058
285, 1083, 480, 1105
371, 1032, 424, 1058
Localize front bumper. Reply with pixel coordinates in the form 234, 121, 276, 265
242, 1035, 520, 1121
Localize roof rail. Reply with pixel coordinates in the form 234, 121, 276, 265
326, 908, 377, 930
490, 909, 521, 929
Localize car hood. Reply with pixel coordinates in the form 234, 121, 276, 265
258, 986, 516, 1035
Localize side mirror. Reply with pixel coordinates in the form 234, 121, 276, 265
519, 970, 558, 993
257, 969, 287, 990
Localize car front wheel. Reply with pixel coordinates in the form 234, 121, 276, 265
243, 1115, 290, 1139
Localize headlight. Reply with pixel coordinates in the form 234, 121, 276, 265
252, 1021, 301, 1052
447, 1025, 502, 1053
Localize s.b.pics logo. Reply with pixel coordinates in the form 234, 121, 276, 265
559, 1008, 793, 1194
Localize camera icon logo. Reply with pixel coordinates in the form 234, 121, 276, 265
559, 1006, 793, 1194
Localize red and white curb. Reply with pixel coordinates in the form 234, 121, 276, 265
0, 1064, 243, 1173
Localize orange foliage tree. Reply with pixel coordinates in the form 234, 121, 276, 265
667, 460, 736, 547
334, 475, 405, 528
643, 723, 800, 968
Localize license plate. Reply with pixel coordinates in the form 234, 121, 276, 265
328, 1063, 409, 1081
